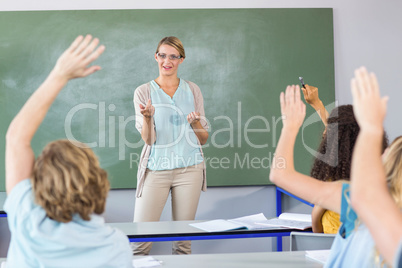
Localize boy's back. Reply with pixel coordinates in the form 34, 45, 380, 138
5, 180, 132, 268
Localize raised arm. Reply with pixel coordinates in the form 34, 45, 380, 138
350, 67, 402, 265
269, 85, 342, 213
5, 35, 105, 194
302, 84, 329, 127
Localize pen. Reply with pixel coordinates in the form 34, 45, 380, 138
299, 77, 306, 89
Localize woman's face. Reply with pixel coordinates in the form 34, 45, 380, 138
155, 44, 184, 77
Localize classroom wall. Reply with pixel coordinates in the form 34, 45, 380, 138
1, 0, 402, 256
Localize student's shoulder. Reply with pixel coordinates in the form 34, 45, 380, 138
4, 179, 37, 221
4, 180, 32, 209
106, 225, 132, 253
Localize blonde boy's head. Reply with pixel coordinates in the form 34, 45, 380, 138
32, 140, 109, 223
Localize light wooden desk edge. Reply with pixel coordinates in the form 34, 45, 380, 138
0, 251, 324, 268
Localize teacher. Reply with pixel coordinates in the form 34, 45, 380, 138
132, 36, 209, 255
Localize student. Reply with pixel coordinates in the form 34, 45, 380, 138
4, 35, 132, 267
309, 105, 362, 234
302, 85, 387, 234
132, 36, 209, 255
269, 75, 398, 266
302, 84, 339, 234
349, 67, 402, 267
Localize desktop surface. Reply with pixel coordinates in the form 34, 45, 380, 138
110, 220, 309, 239
133, 251, 323, 268
0, 251, 324, 268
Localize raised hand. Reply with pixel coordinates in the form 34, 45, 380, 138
52, 35, 105, 81
140, 99, 155, 118
302, 84, 321, 107
5, 35, 105, 194
301, 84, 329, 127
280, 85, 306, 132
351, 67, 388, 133
187, 111, 200, 125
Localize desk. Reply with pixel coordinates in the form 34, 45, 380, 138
139, 251, 323, 268
275, 187, 314, 250
109, 221, 311, 252
0, 251, 323, 268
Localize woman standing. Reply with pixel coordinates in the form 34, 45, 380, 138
132, 36, 209, 255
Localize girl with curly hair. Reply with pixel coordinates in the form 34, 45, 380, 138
303, 86, 387, 234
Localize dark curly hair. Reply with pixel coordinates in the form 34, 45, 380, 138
310, 105, 388, 182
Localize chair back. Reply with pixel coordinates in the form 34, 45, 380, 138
290, 232, 336, 251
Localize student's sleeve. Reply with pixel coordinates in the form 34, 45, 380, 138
133, 83, 150, 133
3, 179, 35, 231
339, 183, 358, 238
394, 239, 402, 268
189, 81, 209, 130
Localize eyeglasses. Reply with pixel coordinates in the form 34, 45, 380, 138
156, 53, 182, 61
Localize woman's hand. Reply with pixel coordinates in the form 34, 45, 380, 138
187, 111, 208, 144
351, 67, 388, 134
139, 99, 155, 119
187, 111, 200, 125
280, 85, 306, 132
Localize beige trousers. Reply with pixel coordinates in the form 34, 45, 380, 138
132, 162, 204, 255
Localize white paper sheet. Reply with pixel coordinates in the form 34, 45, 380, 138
190, 219, 245, 232
133, 256, 162, 268
228, 213, 270, 230
190, 213, 269, 232
279, 213, 311, 222
305, 249, 331, 264
255, 213, 312, 230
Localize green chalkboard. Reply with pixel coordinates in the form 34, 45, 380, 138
0, 9, 335, 190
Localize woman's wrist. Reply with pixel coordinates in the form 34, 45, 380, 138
144, 115, 153, 122
190, 120, 201, 127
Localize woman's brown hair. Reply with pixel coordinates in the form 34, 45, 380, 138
32, 140, 109, 223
